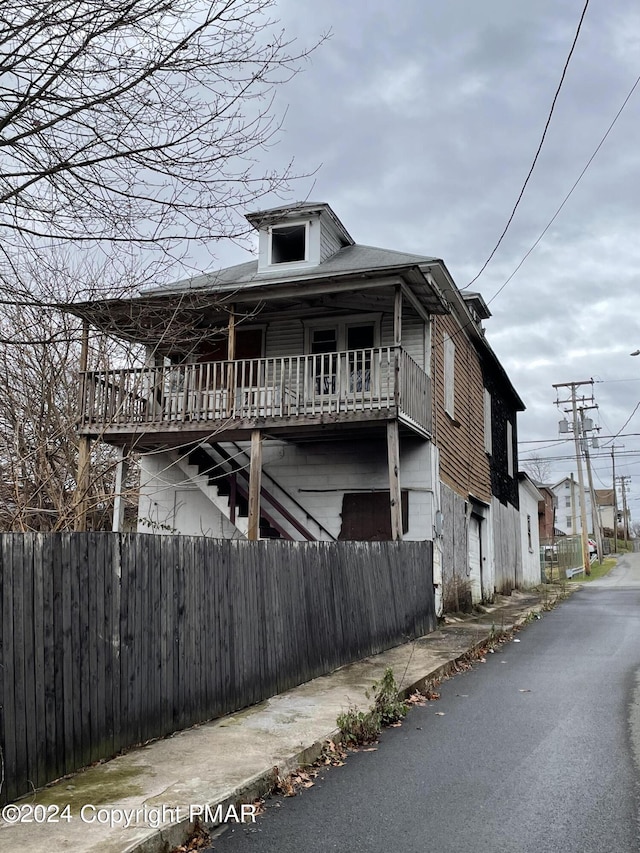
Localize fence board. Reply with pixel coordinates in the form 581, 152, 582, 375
0, 533, 434, 804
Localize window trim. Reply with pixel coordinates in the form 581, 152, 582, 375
268, 220, 310, 266
483, 388, 492, 455
444, 333, 455, 419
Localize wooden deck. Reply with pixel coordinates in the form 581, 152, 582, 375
78, 347, 432, 442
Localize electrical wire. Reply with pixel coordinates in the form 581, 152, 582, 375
465, 0, 591, 289
486, 70, 640, 305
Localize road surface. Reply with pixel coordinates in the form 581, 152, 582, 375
208, 552, 640, 852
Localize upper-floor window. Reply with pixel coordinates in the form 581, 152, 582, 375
270, 223, 307, 264
444, 333, 455, 419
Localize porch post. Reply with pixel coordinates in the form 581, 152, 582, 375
227, 304, 236, 359
247, 429, 262, 541
112, 447, 130, 533
227, 305, 236, 408
393, 285, 402, 409
387, 420, 402, 541
74, 320, 91, 531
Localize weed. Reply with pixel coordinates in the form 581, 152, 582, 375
337, 667, 408, 746
336, 706, 381, 746
369, 668, 409, 727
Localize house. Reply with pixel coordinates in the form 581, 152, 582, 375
536, 484, 557, 544
71, 202, 525, 614
551, 475, 592, 536
594, 488, 616, 534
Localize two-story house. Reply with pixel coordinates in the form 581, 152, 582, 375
71, 202, 525, 613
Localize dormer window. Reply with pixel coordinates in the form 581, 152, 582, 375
270, 223, 307, 265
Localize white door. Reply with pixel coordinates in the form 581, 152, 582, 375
469, 515, 482, 604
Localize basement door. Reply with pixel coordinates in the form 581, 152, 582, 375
469, 514, 483, 604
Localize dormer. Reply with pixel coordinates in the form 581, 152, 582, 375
245, 202, 354, 273
462, 291, 491, 328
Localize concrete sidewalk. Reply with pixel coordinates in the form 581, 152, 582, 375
1, 585, 569, 853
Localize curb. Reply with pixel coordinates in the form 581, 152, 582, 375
124, 588, 569, 853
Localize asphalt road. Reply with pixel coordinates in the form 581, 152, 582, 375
209, 553, 640, 852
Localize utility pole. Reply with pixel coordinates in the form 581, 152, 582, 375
553, 380, 593, 575
611, 445, 623, 553
617, 475, 631, 547
580, 406, 603, 565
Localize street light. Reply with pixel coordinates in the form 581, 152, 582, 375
631, 350, 640, 356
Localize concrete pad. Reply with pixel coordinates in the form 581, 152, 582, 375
0, 586, 569, 853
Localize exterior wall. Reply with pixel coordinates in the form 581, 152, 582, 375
137, 453, 241, 538
491, 496, 521, 594
518, 481, 542, 588
137, 437, 435, 543
482, 360, 519, 510
440, 482, 471, 612
257, 436, 434, 541
537, 487, 556, 542
432, 314, 491, 504
264, 307, 426, 368
320, 222, 343, 261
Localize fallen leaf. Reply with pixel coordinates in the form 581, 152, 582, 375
435, 712, 445, 716
513, 639, 521, 643
519, 689, 532, 693
362, 747, 378, 752
390, 721, 403, 727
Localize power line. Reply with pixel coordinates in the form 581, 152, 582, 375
465, 0, 591, 289
486, 70, 640, 305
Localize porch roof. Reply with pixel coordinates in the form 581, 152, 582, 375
63, 247, 448, 345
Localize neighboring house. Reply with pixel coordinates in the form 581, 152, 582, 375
594, 488, 615, 533
71, 201, 525, 614
551, 476, 591, 536
536, 484, 557, 543
518, 473, 543, 588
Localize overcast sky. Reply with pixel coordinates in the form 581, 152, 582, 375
212, 0, 640, 521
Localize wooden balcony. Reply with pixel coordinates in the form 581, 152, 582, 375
78, 347, 432, 444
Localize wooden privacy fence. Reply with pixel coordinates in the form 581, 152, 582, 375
0, 533, 435, 804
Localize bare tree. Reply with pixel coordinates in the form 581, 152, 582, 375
522, 454, 552, 485
0, 0, 322, 303
0, 304, 138, 529
0, 1, 322, 528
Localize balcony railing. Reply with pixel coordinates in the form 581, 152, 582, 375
79, 347, 432, 436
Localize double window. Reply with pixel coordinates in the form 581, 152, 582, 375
307, 320, 378, 396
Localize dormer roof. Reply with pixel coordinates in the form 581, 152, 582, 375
245, 201, 355, 248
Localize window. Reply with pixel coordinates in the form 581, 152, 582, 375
506, 420, 514, 477
311, 328, 338, 394
347, 325, 374, 392
565, 481, 570, 490
566, 516, 572, 528
527, 514, 532, 551
565, 496, 571, 508
444, 333, 455, 418
304, 316, 380, 397
270, 224, 307, 264
483, 388, 492, 454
